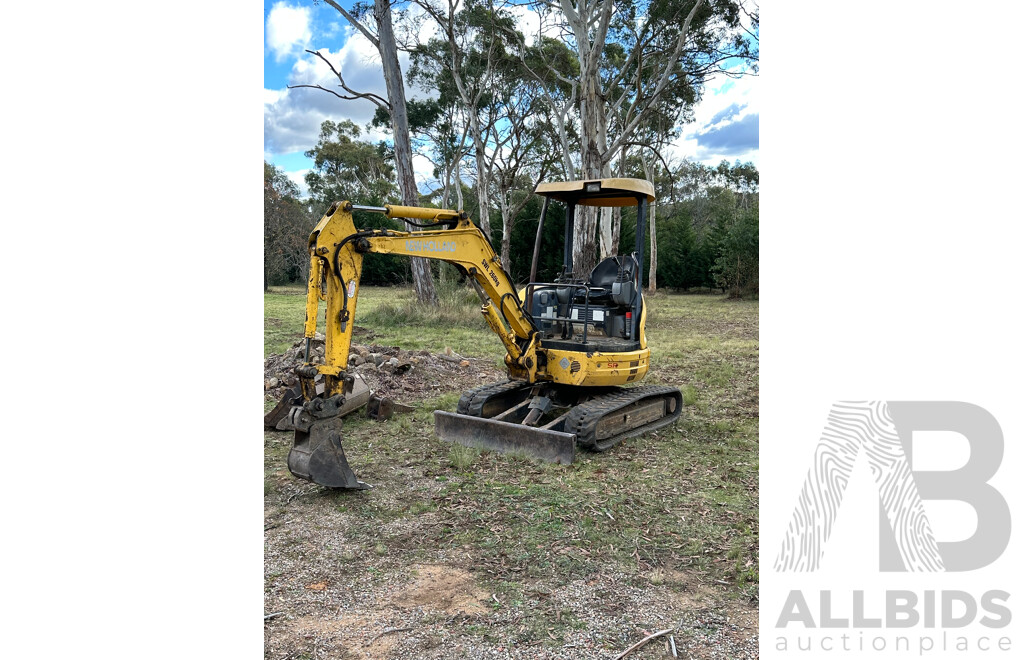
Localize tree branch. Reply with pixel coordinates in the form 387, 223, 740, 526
293, 49, 390, 110
322, 0, 380, 48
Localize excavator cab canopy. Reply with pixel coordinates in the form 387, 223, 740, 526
534, 178, 655, 207
526, 177, 655, 355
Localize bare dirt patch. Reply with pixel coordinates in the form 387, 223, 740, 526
393, 564, 488, 614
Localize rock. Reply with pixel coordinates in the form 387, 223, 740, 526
316, 346, 325, 356
355, 362, 377, 373
459, 360, 470, 368
269, 377, 280, 388
388, 357, 400, 367
370, 353, 385, 366
351, 355, 365, 366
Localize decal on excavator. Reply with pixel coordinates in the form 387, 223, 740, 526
480, 259, 500, 286
405, 239, 457, 253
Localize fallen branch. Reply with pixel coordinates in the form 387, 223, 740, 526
365, 626, 414, 646
264, 612, 285, 621
264, 517, 293, 532
614, 627, 674, 660
285, 485, 317, 504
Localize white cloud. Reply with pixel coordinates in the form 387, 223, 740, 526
285, 169, 311, 198
506, 4, 563, 47
668, 69, 759, 167
266, 2, 312, 62
265, 27, 422, 159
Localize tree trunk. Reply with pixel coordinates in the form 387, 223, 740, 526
598, 207, 621, 259
648, 201, 657, 293
374, 0, 437, 305
598, 206, 612, 258
642, 159, 656, 293
453, 148, 464, 209
499, 203, 512, 273
470, 114, 492, 241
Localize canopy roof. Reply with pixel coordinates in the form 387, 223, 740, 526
534, 178, 655, 207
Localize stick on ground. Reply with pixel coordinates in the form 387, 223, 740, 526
365, 626, 414, 646
614, 627, 674, 660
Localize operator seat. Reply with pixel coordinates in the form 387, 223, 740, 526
588, 255, 638, 305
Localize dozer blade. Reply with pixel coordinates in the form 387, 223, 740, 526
287, 418, 370, 489
433, 411, 576, 464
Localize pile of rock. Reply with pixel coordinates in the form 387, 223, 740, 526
264, 335, 493, 402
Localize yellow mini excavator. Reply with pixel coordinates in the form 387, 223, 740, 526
271, 178, 682, 488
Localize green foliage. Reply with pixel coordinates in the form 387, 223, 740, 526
492, 197, 568, 284
304, 119, 398, 215
648, 160, 759, 295
712, 198, 759, 297
303, 120, 410, 286
264, 162, 314, 289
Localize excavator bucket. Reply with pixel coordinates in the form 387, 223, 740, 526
277, 376, 374, 489
433, 411, 577, 464
287, 417, 370, 489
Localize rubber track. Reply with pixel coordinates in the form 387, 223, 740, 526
566, 385, 683, 452
456, 380, 531, 417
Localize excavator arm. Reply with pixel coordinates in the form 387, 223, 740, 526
281, 201, 555, 488
300, 201, 540, 405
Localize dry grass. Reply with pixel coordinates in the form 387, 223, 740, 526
264, 287, 758, 658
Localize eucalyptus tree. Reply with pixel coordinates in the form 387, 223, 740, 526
303, 120, 414, 285
509, 0, 758, 276
408, 0, 528, 243
294, 0, 438, 304
265, 162, 314, 290
304, 120, 399, 211
486, 76, 554, 272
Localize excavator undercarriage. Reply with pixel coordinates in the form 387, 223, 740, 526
435, 381, 682, 464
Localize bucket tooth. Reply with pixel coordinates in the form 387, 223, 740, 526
287, 418, 370, 489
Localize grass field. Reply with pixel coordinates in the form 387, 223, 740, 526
264, 284, 758, 659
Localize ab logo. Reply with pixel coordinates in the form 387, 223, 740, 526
775, 401, 1010, 572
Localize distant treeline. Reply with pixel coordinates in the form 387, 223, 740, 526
265, 149, 757, 297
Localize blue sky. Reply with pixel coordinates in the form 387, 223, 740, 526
264, 0, 759, 197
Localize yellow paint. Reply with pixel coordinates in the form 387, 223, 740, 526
297, 200, 654, 400
543, 347, 650, 387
